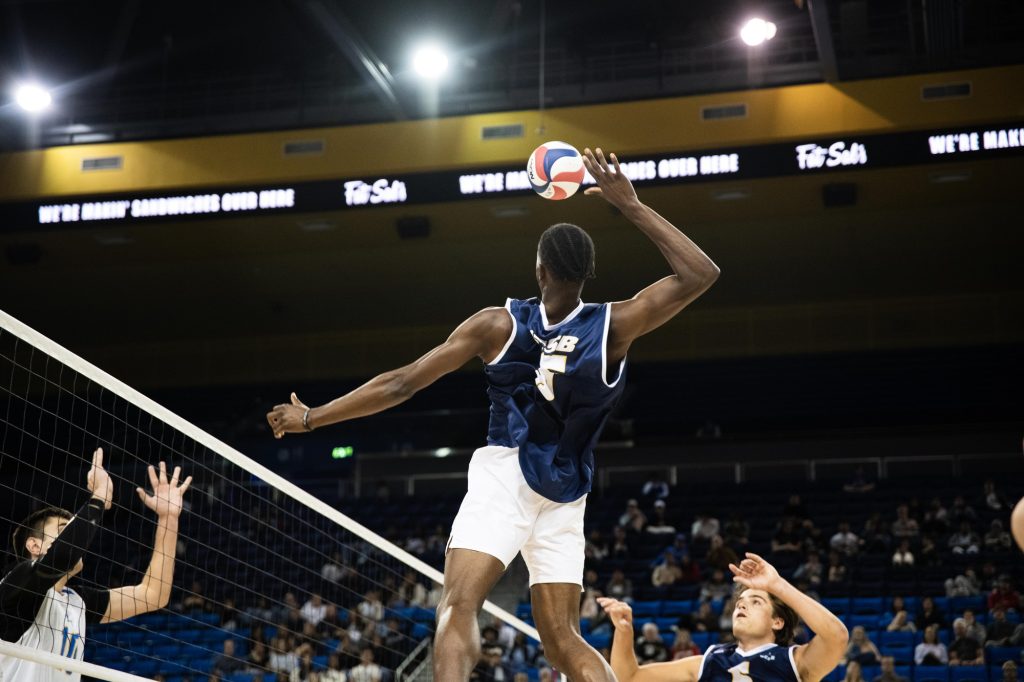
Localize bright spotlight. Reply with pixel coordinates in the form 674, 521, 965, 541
14, 83, 52, 112
412, 45, 449, 79
740, 18, 777, 47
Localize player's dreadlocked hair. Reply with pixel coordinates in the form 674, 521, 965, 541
538, 223, 596, 283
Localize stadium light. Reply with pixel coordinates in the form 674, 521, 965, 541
740, 18, 777, 47
412, 44, 449, 79
14, 83, 52, 112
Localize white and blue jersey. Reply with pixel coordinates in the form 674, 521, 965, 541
484, 297, 626, 503
698, 643, 801, 682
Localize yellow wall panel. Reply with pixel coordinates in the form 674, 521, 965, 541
0, 65, 1021, 201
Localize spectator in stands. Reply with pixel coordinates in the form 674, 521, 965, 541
946, 567, 982, 597
891, 539, 914, 568
663, 532, 689, 563
986, 520, 1013, 552
862, 515, 894, 554
843, 466, 875, 493
686, 601, 720, 633
647, 500, 676, 535
677, 554, 702, 585
248, 641, 269, 671
1003, 661, 1020, 682
670, 629, 701, 659
700, 568, 732, 602
357, 589, 385, 626
950, 495, 978, 526
295, 651, 317, 681
472, 643, 514, 681
611, 524, 632, 559
827, 550, 848, 587
212, 639, 245, 678
799, 518, 826, 554
918, 536, 941, 567
885, 609, 915, 633
269, 635, 299, 676
917, 597, 946, 629
891, 504, 919, 541
538, 667, 555, 682
348, 647, 383, 682
842, 660, 867, 682
706, 534, 739, 571
723, 512, 750, 550
620, 499, 648, 533
949, 618, 985, 666
783, 494, 809, 520
830, 521, 861, 557
301, 593, 327, 627
949, 521, 982, 554
922, 498, 950, 536
635, 622, 669, 663
322, 551, 347, 583
182, 579, 208, 612
988, 577, 1022, 613
985, 607, 1018, 646
984, 480, 1008, 511
322, 654, 346, 682
394, 569, 426, 607
642, 473, 670, 501
915, 624, 949, 665
794, 552, 824, 588
772, 519, 803, 556
719, 596, 736, 632
651, 551, 683, 587
961, 609, 986, 644
844, 626, 881, 667
585, 529, 609, 563
605, 568, 634, 602
219, 596, 240, 631
873, 656, 907, 682
691, 512, 721, 544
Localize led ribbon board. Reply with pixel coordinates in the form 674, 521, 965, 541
1, 121, 1020, 230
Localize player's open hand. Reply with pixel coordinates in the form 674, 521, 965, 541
728, 552, 783, 593
581, 147, 641, 214
597, 596, 634, 631
87, 447, 114, 510
267, 392, 309, 439
137, 461, 192, 519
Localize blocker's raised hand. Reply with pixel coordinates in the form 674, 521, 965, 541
267, 392, 310, 439
87, 447, 114, 510
137, 461, 192, 518
582, 147, 640, 213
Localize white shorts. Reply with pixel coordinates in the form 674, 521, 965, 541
448, 445, 587, 586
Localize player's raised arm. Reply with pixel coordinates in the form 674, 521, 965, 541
266, 307, 512, 437
598, 597, 701, 682
103, 461, 191, 623
582, 147, 720, 361
729, 553, 849, 682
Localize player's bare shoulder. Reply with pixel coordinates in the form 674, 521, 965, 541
456, 306, 514, 363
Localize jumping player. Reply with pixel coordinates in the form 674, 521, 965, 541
598, 553, 849, 682
0, 448, 192, 681
266, 147, 720, 681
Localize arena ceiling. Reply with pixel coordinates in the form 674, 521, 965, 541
2, 0, 1024, 148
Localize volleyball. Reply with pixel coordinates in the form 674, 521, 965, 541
526, 141, 586, 200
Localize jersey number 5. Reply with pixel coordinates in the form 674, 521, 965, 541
534, 353, 567, 401
729, 662, 753, 682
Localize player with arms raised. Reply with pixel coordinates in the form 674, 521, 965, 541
267, 147, 720, 681
0, 448, 192, 681
599, 553, 849, 682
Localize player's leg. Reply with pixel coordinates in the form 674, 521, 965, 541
524, 495, 616, 682
437, 445, 538, 680
434, 548, 506, 680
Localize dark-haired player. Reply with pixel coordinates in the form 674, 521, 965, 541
599, 553, 849, 682
0, 448, 192, 681
267, 147, 720, 681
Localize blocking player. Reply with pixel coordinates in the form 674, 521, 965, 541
267, 147, 720, 681
0, 448, 192, 681
598, 553, 849, 682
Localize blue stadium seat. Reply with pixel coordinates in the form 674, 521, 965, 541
662, 632, 676, 648
895, 666, 912, 681
848, 614, 881, 629
585, 633, 611, 649
411, 623, 432, 639
949, 596, 987, 614
691, 632, 716, 650
822, 598, 851, 615
632, 601, 662, 618
880, 644, 914, 664
851, 597, 885, 614
412, 606, 436, 622
986, 646, 1021, 665
662, 600, 692, 615
880, 631, 914, 648
227, 674, 255, 682
862, 665, 881, 680
825, 664, 846, 682
516, 603, 532, 619
153, 643, 180, 658
949, 666, 988, 682
313, 655, 328, 669
655, 617, 676, 632
914, 666, 950, 682
129, 660, 160, 676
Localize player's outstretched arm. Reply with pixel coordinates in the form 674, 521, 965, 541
266, 307, 511, 437
103, 461, 191, 623
598, 597, 701, 682
729, 553, 849, 682
582, 147, 719, 360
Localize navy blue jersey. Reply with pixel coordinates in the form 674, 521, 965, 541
698, 643, 801, 682
484, 297, 626, 503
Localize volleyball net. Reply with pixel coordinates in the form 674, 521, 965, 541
0, 309, 539, 682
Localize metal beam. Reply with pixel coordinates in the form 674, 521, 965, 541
299, 0, 406, 121
806, 0, 840, 82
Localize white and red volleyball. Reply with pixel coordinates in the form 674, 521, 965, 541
526, 141, 586, 200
